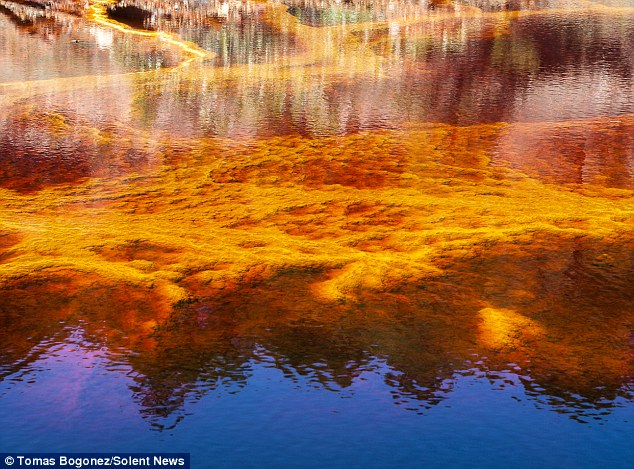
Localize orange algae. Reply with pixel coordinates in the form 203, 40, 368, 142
1, 118, 633, 304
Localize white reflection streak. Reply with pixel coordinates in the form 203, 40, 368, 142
91, 26, 115, 49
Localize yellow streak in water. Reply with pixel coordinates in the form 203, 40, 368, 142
86, 0, 213, 65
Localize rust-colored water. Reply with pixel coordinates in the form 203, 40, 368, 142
0, 0, 633, 464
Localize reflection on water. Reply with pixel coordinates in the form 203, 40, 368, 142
1, 0, 634, 464
0, 2, 182, 83
2, 236, 633, 432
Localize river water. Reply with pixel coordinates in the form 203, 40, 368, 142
0, 0, 633, 466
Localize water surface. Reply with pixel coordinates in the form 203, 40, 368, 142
1, 0, 634, 466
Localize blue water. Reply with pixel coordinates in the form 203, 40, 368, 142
2, 335, 633, 468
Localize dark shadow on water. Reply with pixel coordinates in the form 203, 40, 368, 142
107, 4, 155, 30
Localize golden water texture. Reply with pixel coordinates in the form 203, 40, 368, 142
1, 0, 634, 424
